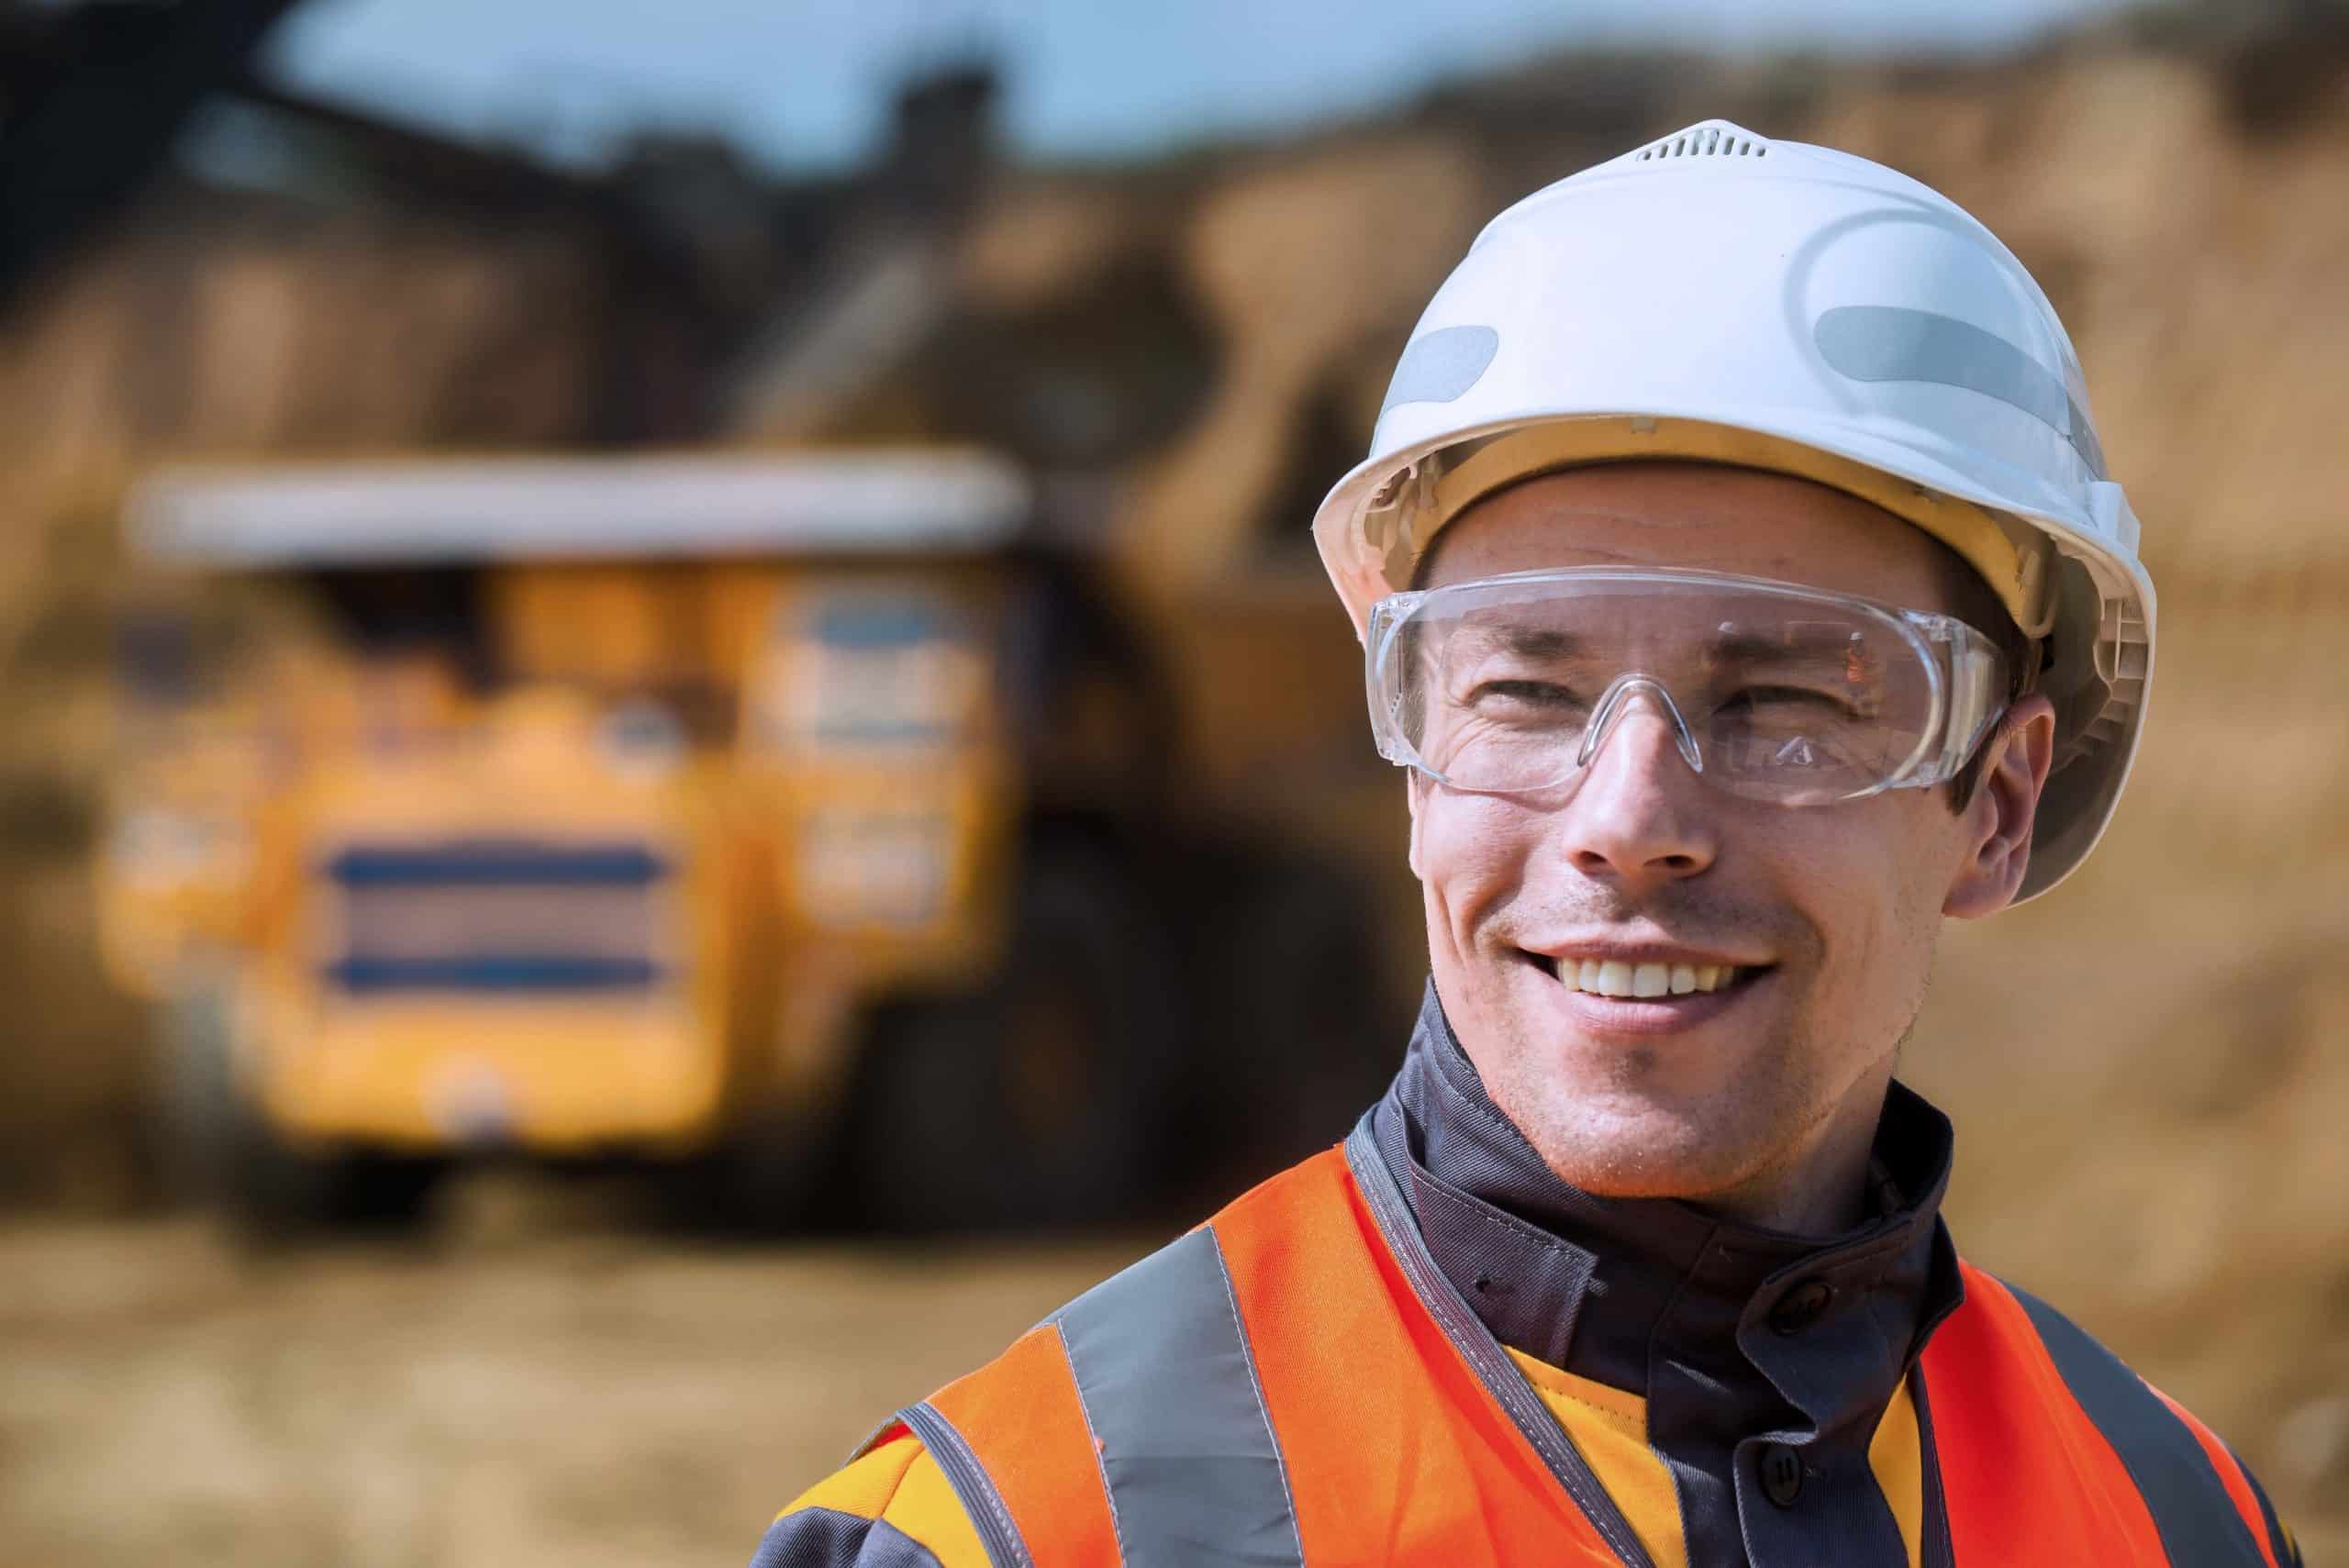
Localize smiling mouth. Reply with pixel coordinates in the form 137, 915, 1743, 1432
1522, 952, 1767, 999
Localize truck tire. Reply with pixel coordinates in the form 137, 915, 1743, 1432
154, 977, 440, 1235
155, 979, 326, 1232
852, 838, 1185, 1233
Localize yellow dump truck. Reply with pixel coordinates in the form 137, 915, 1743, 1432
98, 450, 1394, 1232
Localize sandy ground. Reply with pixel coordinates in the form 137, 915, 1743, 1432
5, 1174, 2343, 1567
0, 1187, 1144, 1568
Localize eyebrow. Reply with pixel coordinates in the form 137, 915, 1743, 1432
1452, 623, 1869, 672
1492, 626, 1585, 660
1481, 627, 1857, 662
1707, 626, 1865, 662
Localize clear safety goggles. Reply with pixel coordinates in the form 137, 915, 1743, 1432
1365, 568, 2010, 805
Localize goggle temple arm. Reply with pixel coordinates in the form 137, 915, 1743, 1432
1920, 615, 2013, 787
1364, 593, 1424, 766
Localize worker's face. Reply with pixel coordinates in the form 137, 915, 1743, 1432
1408, 463, 2054, 1218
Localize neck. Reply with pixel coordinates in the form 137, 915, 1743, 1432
1667, 1095, 1884, 1236
1623, 1052, 1901, 1236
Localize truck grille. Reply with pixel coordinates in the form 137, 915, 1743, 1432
321, 840, 670, 994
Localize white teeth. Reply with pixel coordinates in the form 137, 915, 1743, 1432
1559, 960, 1742, 998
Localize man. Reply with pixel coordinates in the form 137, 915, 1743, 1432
751, 119, 2302, 1566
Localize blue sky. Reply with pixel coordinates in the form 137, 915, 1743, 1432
265, 0, 2137, 172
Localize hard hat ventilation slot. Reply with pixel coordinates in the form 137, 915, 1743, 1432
1633, 123, 1770, 161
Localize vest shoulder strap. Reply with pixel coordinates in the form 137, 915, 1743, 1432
887, 1145, 1623, 1566
884, 1157, 1347, 1568
874, 1319, 1109, 1568
1923, 1261, 2278, 1567
1223, 1133, 1623, 1564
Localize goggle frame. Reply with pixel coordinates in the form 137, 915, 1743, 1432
1364, 566, 2010, 804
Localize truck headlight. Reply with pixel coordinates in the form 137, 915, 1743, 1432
795, 812, 952, 927
110, 807, 246, 883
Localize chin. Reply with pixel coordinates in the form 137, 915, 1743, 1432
1463, 970, 1805, 1166
1524, 1098, 1776, 1202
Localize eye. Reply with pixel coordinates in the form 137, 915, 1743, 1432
1719, 684, 1861, 719
1469, 678, 1586, 712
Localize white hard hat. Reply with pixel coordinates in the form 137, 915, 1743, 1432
1314, 118, 2153, 902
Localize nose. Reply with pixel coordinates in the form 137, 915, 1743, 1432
1554, 692, 1718, 890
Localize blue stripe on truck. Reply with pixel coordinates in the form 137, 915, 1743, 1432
324, 843, 668, 886
325, 955, 662, 993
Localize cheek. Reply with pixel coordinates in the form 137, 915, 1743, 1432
1787, 801, 1954, 993
1415, 792, 1540, 927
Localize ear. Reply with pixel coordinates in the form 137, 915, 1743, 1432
1943, 693, 2057, 919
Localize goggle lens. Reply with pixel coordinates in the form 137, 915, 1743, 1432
1372, 570, 2000, 804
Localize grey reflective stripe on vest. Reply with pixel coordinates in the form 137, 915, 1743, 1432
1342, 1118, 1653, 1568
1909, 1363, 1955, 1568
1050, 1225, 1306, 1567
2009, 1284, 2268, 1567
1812, 304, 2108, 478
899, 1400, 1032, 1568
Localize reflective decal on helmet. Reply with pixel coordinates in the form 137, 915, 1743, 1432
1379, 324, 1501, 415
1813, 305, 2108, 479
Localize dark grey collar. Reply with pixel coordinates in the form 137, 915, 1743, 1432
1369, 980, 1964, 1565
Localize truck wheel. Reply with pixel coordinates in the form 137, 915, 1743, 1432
153, 980, 332, 1234
852, 840, 1184, 1232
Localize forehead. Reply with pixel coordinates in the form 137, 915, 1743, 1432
1424, 462, 1955, 614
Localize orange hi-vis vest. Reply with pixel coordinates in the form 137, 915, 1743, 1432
856, 1125, 2289, 1567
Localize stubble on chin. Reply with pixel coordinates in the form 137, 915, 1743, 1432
1475, 997, 1825, 1202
